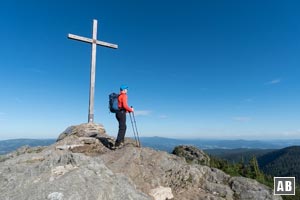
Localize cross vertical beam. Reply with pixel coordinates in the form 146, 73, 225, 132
89, 19, 97, 123
68, 19, 118, 123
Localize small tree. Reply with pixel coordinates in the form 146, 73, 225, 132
249, 156, 265, 182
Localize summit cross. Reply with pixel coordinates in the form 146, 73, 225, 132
68, 19, 118, 123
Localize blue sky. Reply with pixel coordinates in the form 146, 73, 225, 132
0, 0, 299, 140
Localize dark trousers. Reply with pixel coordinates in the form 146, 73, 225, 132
116, 110, 126, 144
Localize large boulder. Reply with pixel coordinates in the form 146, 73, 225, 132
55, 123, 138, 155
56, 123, 107, 141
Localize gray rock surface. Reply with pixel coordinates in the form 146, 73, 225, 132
172, 145, 210, 166
149, 186, 174, 200
0, 144, 150, 200
56, 123, 106, 142
0, 123, 282, 200
230, 176, 279, 200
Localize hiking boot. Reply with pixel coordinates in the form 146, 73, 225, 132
115, 141, 124, 148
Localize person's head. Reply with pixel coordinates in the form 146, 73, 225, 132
120, 85, 128, 93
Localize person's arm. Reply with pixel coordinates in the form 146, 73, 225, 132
122, 95, 133, 112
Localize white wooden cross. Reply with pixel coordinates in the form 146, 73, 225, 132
68, 19, 118, 123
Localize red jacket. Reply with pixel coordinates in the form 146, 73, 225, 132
118, 93, 133, 112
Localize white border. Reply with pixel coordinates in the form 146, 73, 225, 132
274, 177, 295, 195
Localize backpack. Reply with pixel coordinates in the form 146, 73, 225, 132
109, 93, 119, 113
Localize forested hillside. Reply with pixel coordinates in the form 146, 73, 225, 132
258, 146, 300, 184
205, 148, 275, 163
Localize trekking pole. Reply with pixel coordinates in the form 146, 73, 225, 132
129, 112, 138, 147
132, 111, 141, 147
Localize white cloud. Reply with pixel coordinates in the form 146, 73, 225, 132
159, 115, 168, 119
282, 129, 300, 137
233, 117, 252, 122
265, 78, 281, 85
134, 110, 152, 116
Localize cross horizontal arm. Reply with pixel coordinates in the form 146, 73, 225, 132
96, 40, 118, 49
68, 34, 118, 49
68, 33, 92, 43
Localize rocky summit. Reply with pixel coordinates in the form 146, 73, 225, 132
0, 123, 282, 200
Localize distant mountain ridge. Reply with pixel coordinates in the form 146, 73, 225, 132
1, 137, 300, 155
0, 139, 55, 155
258, 146, 300, 184
140, 137, 300, 152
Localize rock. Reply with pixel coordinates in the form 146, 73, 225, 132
47, 192, 64, 200
54, 134, 109, 155
100, 146, 280, 200
149, 186, 174, 200
56, 123, 106, 141
0, 145, 46, 162
56, 123, 140, 152
172, 145, 210, 166
0, 148, 151, 200
50, 164, 78, 181
0, 123, 282, 200
54, 123, 140, 156
230, 177, 282, 200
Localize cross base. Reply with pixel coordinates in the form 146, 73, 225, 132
88, 114, 94, 123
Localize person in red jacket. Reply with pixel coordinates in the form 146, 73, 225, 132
115, 85, 134, 147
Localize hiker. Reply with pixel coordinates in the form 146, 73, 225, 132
115, 85, 134, 147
